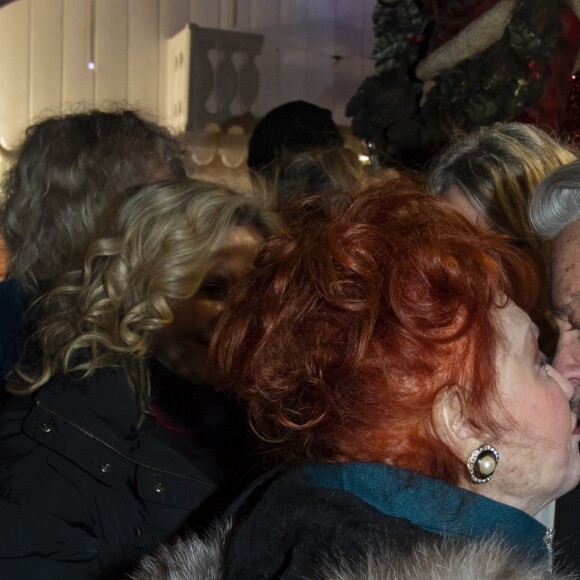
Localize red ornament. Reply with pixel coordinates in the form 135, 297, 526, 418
406, 32, 423, 45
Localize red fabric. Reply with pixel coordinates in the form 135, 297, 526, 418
516, 6, 580, 132
150, 404, 193, 434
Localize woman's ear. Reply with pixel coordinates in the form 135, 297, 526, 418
432, 388, 480, 457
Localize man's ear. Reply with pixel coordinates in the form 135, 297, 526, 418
432, 388, 480, 456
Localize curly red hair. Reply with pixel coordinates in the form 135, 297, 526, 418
212, 176, 538, 485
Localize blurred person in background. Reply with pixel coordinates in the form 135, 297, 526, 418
247, 100, 383, 212
429, 122, 578, 356
0, 109, 186, 381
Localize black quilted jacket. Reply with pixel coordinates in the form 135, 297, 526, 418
0, 368, 216, 579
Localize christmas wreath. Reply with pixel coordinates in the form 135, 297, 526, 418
346, 0, 564, 166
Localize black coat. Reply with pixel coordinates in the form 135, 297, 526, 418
222, 464, 551, 579
0, 279, 24, 381
223, 468, 438, 579
555, 487, 580, 574
143, 359, 266, 526
0, 368, 216, 579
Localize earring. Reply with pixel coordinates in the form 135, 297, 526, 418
467, 444, 499, 484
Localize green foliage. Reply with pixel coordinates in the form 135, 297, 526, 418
346, 0, 563, 166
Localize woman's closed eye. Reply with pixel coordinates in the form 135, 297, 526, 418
537, 354, 552, 377
197, 282, 227, 300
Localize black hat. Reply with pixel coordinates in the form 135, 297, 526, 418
248, 100, 344, 171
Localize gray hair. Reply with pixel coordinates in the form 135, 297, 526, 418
529, 159, 580, 239
129, 523, 571, 580
0, 108, 186, 298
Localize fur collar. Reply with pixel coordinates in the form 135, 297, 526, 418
129, 520, 575, 579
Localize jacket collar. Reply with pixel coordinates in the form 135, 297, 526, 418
303, 462, 548, 562
35, 367, 139, 438
25, 368, 216, 501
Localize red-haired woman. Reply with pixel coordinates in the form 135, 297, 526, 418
208, 176, 580, 577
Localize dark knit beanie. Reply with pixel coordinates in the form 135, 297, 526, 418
247, 100, 344, 171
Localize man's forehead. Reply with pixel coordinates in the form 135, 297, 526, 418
551, 222, 580, 315
551, 221, 580, 270
554, 219, 580, 250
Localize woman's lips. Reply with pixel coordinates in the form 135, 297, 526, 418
571, 388, 580, 434
573, 411, 580, 435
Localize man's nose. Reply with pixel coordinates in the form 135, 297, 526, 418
553, 338, 580, 383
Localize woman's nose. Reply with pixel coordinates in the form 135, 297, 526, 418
549, 363, 576, 399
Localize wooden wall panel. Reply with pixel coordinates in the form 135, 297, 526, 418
304, 1, 337, 117
30, 0, 63, 120
249, 0, 279, 32
277, 0, 308, 108
0, 0, 377, 143
189, 0, 221, 29
361, 0, 376, 85
333, 56, 363, 124
251, 37, 278, 116
249, 0, 280, 116
158, 0, 189, 123
128, 0, 159, 116
159, 0, 189, 39
307, 0, 335, 56
219, 0, 235, 30
334, 0, 367, 124
95, 0, 129, 104
62, 0, 96, 111
336, 0, 364, 55
228, 0, 251, 31
165, 24, 190, 132
279, 0, 307, 50
304, 51, 334, 111
278, 46, 306, 104
0, 0, 30, 147
362, 0, 375, 58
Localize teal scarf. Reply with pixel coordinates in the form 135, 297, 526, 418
304, 462, 548, 562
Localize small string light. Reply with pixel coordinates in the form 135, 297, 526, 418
87, 0, 96, 71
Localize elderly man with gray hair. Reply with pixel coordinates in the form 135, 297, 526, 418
530, 158, 580, 574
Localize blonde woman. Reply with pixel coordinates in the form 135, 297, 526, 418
0, 178, 275, 579
0, 109, 186, 380
428, 122, 578, 355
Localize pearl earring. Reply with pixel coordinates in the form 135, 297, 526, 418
467, 444, 499, 484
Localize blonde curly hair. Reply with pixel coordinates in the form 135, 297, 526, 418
9, 178, 277, 409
